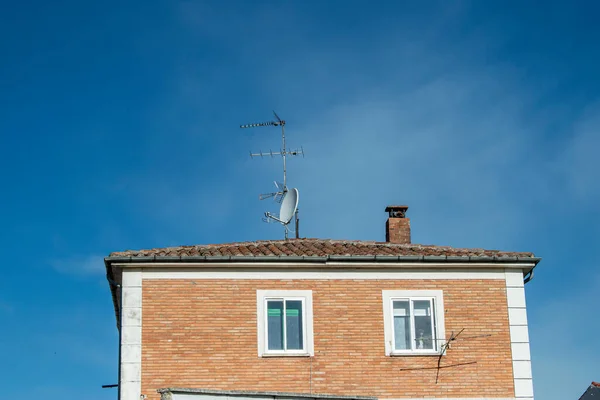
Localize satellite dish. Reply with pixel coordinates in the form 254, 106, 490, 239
262, 187, 300, 239
279, 188, 298, 224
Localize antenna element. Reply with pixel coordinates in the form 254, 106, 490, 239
241, 111, 304, 239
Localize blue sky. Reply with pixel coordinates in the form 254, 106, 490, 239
1, 1, 599, 399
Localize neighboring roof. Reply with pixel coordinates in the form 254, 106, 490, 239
108, 238, 538, 261
579, 382, 600, 400
158, 388, 376, 400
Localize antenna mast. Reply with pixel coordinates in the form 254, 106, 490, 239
241, 111, 304, 239
240, 111, 303, 193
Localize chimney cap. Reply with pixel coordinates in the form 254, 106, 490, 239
385, 205, 408, 218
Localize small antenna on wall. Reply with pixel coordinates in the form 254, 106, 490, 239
241, 111, 304, 239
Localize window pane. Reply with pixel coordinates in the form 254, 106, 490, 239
413, 300, 434, 350
285, 300, 304, 350
267, 300, 284, 350
393, 300, 411, 350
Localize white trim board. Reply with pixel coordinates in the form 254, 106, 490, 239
141, 269, 508, 280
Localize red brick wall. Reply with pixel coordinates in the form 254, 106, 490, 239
141, 279, 513, 399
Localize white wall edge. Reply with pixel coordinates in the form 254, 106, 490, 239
505, 269, 534, 400
120, 268, 142, 400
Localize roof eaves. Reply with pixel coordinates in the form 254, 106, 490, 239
105, 255, 541, 265
130, 256, 156, 262
158, 256, 182, 262
109, 256, 132, 263
278, 256, 306, 262
396, 255, 423, 262
204, 255, 229, 262
494, 256, 519, 262
518, 256, 542, 264
445, 256, 471, 262
328, 255, 374, 262
423, 255, 447, 262
374, 255, 400, 261
303, 255, 328, 262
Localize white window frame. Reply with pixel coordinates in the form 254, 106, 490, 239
257, 290, 314, 357
382, 290, 446, 356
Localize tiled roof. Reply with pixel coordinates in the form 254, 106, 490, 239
579, 382, 600, 400
109, 238, 536, 259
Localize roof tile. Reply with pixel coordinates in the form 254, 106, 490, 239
109, 238, 536, 259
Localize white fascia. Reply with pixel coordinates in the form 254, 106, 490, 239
132, 263, 538, 281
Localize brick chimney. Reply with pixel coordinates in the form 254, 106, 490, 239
385, 205, 411, 244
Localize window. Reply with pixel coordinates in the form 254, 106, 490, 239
266, 299, 304, 351
382, 290, 445, 355
257, 290, 314, 356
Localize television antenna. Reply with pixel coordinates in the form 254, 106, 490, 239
241, 111, 304, 239
263, 188, 299, 239
397, 328, 493, 384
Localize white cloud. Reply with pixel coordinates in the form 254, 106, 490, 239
124, 1, 596, 252
284, 70, 548, 249
559, 104, 600, 203
50, 255, 105, 277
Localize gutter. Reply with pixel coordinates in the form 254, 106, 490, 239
105, 259, 121, 328
523, 267, 535, 284
106, 254, 541, 265
105, 262, 122, 400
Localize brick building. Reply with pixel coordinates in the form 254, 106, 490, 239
105, 206, 540, 400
